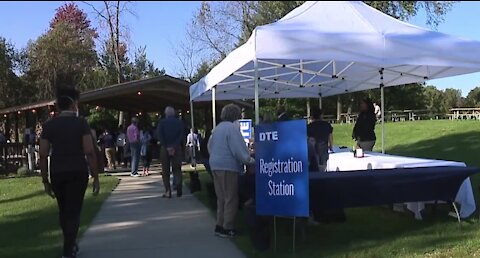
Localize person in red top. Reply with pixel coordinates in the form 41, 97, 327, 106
127, 117, 141, 177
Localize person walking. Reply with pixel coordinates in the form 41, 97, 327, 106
208, 104, 255, 238
39, 87, 100, 258
157, 106, 185, 198
24, 128, 36, 172
0, 130, 6, 165
115, 126, 126, 168
186, 128, 200, 166
140, 126, 153, 176
127, 117, 141, 177
373, 102, 382, 121
307, 108, 334, 172
352, 98, 377, 151
99, 129, 116, 171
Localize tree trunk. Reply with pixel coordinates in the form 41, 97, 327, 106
14, 112, 19, 143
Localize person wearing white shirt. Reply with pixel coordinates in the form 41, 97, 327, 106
374, 102, 381, 120
186, 128, 200, 166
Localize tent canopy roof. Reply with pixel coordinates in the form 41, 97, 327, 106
190, 1, 480, 102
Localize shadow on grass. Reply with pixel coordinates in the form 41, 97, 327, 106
0, 190, 44, 205
0, 203, 62, 258
388, 131, 480, 218
387, 131, 480, 168
0, 177, 120, 258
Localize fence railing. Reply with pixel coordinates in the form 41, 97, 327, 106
319, 108, 480, 124
0, 143, 26, 175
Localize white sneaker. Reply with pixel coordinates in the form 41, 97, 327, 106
130, 173, 140, 177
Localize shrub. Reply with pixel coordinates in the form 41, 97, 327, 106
16, 166, 30, 177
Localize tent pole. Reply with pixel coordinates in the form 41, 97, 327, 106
254, 58, 260, 125
212, 86, 217, 129
380, 68, 385, 154
307, 99, 311, 122
381, 86, 385, 153
319, 96, 322, 109
301, 60, 311, 121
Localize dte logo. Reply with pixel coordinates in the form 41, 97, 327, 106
259, 131, 278, 141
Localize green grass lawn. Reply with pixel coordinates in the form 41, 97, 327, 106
0, 175, 119, 258
193, 120, 480, 258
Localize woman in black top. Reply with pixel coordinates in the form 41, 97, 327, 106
352, 98, 377, 151
39, 88, 100, 258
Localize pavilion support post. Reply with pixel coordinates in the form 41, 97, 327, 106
254, 58, 260, 125
319, 96, 322, 109
212, 86, 217, 129
25, 111, 30, 130
5, 114, 10, 142
14, 112, 19, 143
380, 68, 385, 154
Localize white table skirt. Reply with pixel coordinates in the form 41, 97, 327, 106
326, 149, 476, 219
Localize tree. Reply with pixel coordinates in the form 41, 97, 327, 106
84, 1, 135, 126
423, 85, 446, 113
128, 46, 165, 81
443, 88, 462, 109
26, 3, 97, 99
84, 1, 135, 85
190, 61, 212, 84
364, 1, 455, 28
173, 35, 208, 82
466, 87, 480, 107
0, 38, 31, 108
98, 40, 129, 85
50, 2, 98, 40
85, 106, 118, 131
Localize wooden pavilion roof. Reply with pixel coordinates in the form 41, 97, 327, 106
0, 74, 253, 115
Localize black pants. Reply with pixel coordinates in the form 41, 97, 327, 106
116, 146, 124, 165
160, 146, 182, 194
51, 172, 88, 257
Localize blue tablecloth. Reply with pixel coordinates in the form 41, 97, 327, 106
309, 166, 479, 209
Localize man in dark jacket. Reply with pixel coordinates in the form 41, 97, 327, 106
157, 106, 185, 197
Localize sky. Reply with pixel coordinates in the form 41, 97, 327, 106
1, 1, 480, 96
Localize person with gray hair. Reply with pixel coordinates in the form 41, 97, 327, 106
208, 103, 255, 238
157, 106, 185, 198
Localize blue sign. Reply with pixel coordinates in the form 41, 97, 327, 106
239, 119, 252, 146
255, 120, 309, 217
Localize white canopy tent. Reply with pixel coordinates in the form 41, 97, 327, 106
189, 1, 480, 152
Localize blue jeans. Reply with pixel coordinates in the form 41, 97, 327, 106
315, 142, 329, 171
130, 142, 141, 174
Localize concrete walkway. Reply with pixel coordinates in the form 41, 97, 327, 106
78, 168, 246, 258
